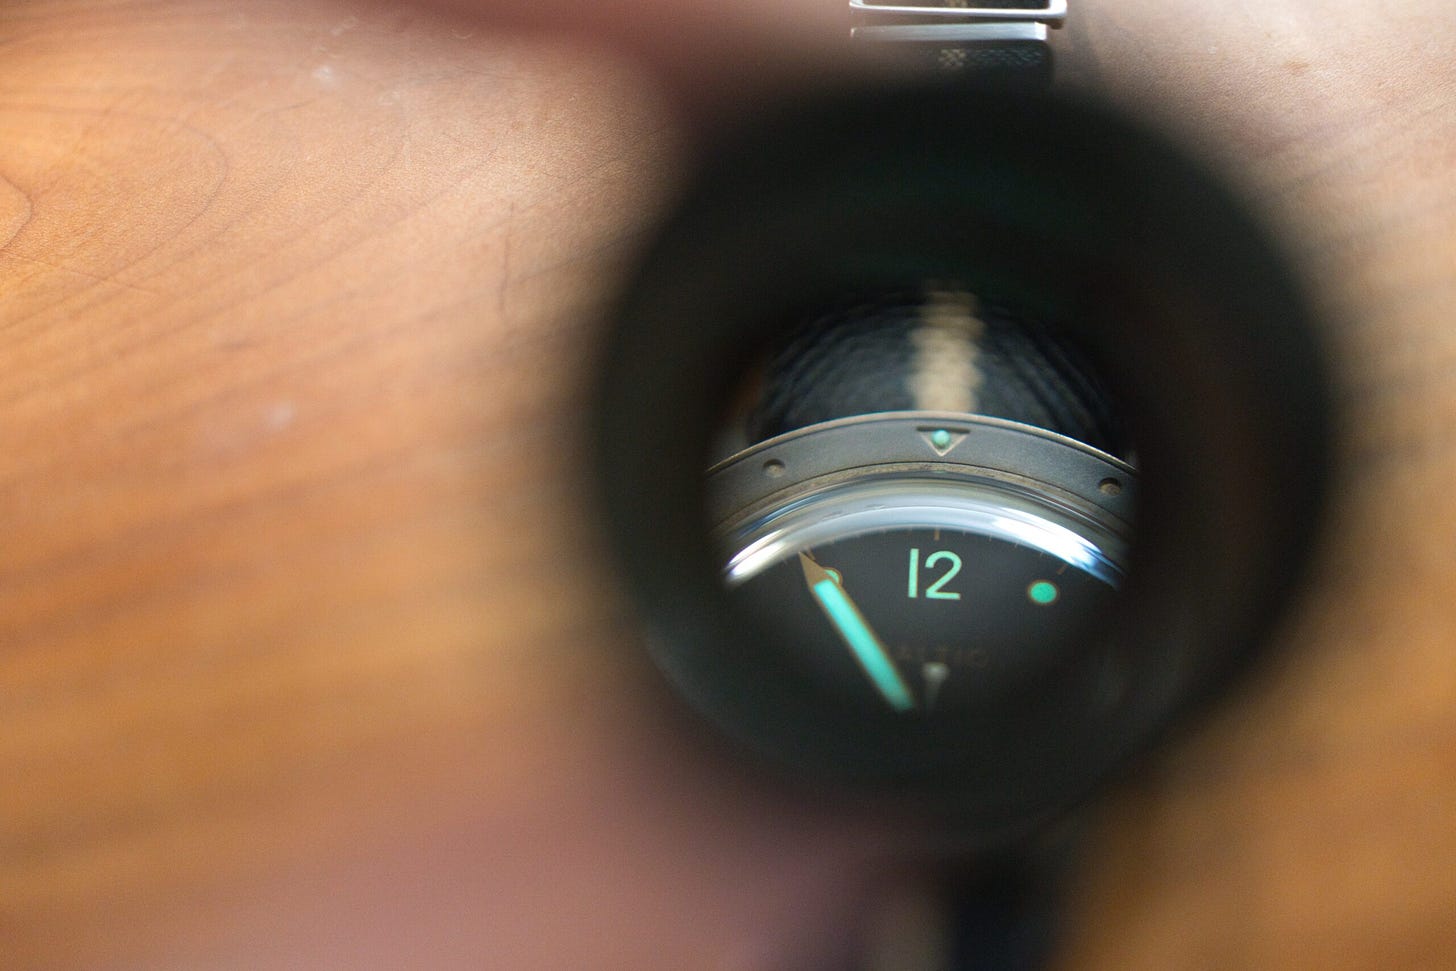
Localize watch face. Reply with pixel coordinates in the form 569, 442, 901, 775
727, 500, 1120, 718
721, 469, 1125, 721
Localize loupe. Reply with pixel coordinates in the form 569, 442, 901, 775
593, 79, 1331, 844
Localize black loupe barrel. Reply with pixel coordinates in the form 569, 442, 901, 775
592, 78, 1333, 843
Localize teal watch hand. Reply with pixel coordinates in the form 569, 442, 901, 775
798, 552, 917, 713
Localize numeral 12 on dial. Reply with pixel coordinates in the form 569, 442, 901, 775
908, 548, 962, 600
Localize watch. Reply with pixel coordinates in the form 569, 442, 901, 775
593, 10, 1330, 968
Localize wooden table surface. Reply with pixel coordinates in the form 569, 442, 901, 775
2, 1, 1453, 968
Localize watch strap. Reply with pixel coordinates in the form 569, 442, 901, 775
746, 289, 1128, 458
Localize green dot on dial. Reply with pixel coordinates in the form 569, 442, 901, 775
1027, 580, 1060, 605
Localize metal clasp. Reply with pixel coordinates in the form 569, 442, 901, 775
850, 0, 1066, 44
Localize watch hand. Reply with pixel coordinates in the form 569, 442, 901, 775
798, 552, 916, 713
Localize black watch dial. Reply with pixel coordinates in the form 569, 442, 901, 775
727, 491, 1120, 718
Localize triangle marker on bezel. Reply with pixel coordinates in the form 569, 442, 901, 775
920, 427, 968, 456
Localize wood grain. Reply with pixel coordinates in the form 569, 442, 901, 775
1, 1, 1453, 968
